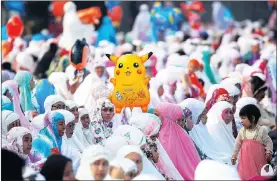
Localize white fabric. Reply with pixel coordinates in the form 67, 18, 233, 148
220, 83, 241, 96
43, 95, 65, 112
234, 97, 257, 131
195, 160, 241, 180
129, 113, 161, 137
104, 135, 129, 159
131, 4, 151, 40
48, 72, 72, 100
73, 72, 101, 107
206, 101, 235, 157
78, 108, 89, 118
113, 125, 146, 147
149, 78, 163, 109
58, 1, 94, 50
179, 98, 206, 124
2, 110, 20, 143
76, 145, 111, 180
110, 157, 138, 174
31, 114, 45, 137
16, 52, 37, 73
65, 100, 78, 110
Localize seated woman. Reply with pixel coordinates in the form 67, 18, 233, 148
32, 111, 65, 159
108, 157, 138, 180
155, 103, 200, 180
76, 145, 111, 180
2, 110, 21, 145
3, 127, 45, 171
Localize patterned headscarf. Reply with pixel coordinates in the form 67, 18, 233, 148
142, 138, 158, 162
182, 107, 192, 120
206, 88, 230, 111
91, 98, 114, 144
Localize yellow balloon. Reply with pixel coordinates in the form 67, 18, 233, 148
106, 52, 153, 114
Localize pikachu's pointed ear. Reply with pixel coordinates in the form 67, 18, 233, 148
140, 52, 153, 63
106, 54, 119, 64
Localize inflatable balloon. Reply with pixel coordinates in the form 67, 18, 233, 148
108, 5, 123, 27
52, 1, 67, 18
106, 52, 153, 113
77, 7, 102, 25
70, 39, 89, 71
6, 16, 24, 39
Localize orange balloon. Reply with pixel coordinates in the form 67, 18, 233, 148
52, 1, 67, 17
78, 7, 102, 25
2, 41, 13, 58
6, 16, 24, 39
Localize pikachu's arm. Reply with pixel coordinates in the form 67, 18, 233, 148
144, 77, 151, 85
110, 78, 116, 86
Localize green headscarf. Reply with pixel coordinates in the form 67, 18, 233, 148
14, 71, 34, 112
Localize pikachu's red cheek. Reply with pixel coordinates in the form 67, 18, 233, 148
137, 69, 142, 74
116, 70, 120, 75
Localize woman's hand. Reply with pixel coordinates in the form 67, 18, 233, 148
231, 155, 237, 165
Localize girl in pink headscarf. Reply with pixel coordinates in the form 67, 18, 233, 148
2, 80, 29, 128
155, 103, 201, 180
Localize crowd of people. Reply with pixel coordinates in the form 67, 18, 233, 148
1, 1, 277, 181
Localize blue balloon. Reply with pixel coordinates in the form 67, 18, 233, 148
4, 1, 25, 16
2, 26, 8, 41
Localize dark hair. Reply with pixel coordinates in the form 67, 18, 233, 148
40, 154, 71, 180
239, 104, 261, 125
251, 76, 266, 93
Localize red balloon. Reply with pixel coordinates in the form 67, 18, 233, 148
108, 6, 123, 22
6, 16, 24, 39
52, 1, 67, 17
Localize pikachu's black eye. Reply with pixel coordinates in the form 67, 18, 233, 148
133, 63, 139, 68
118, 63, 123, 68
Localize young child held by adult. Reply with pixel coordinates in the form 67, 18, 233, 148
231, 104, 273, 180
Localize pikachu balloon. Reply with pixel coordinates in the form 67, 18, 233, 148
106, 52, 153, 113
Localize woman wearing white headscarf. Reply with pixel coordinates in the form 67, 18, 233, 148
76, 145, 111, 180
206, 101, 236, 158
65, 100, 79, 123
15, 52, 38, 73
195, 160, 241, 180
2, 127, 45, 171
108, 157, 138, 180
117, 145, 165, 180
180, 98, 232, 164
129, 113, 183, 180
43, 95, 65, 112
48, 72, 73, 100
1, 110, 21, 145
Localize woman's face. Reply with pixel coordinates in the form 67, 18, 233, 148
240, 116, 252, 129
221, 108, 234, 124
29, 78, 35, 91
95, 67, 105, 78
70, 106, 79, 122
4, 90, 13, 102
63, 161, 75, 180
198, 107, 208, 124
170, 83, 177, 94
157, 85, 164, 97
90, 159, 109, 181
101, 107, 114, 122
22, 133, 32, 154
51, 101, 66, 111
81, 114, 90, 129
125, 153, 143, 175
7, 119, 21, 132
65, 122, 75, 138
57, 121, 66, 137
185, 116, 194, 131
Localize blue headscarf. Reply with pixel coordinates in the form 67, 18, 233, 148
33, 79, 56, 114
95, 16, 117, 46
1, 95, 14, 111
14, 71, 34, 112
32, 112, 65, 158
